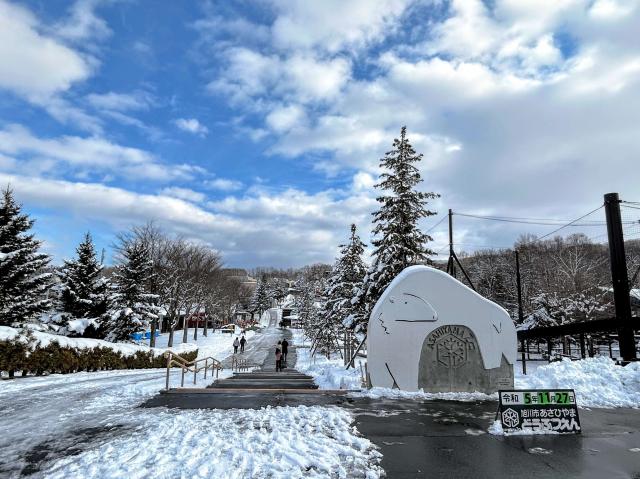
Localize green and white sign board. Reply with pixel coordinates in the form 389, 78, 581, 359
498, 389, 581, 434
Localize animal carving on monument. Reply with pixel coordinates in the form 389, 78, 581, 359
367, 266, 517, 393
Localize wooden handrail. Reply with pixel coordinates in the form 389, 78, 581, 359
164, 350, 224, 391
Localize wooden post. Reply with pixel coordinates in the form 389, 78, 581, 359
604, 192, 637, 360
547, 339, 552, 363
521, 338, 527, 375
580, 334, 586, 359
165, 353, 171, 391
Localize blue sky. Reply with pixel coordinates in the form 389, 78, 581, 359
1, 0, 639, 267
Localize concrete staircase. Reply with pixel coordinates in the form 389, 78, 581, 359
206, 370, 319, 391
143, 329, 357, 409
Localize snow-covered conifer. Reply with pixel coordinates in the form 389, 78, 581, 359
56, 233, 110, 336
321, 225, 367, 334
106, 240, 159, 342
356, 127, 439, 331
0, 187, 52, 326
250, 280, 271, 319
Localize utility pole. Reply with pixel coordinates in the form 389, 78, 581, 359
515, 250, 526, 374
447, 209, 455, 278
445, 209, 476, 291
604, 192, 637, 361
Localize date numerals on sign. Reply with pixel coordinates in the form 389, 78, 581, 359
523, 391, 574, 405
498, 389, 581, 434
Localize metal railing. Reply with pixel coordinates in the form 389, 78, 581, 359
164, 350, 223, 391
231, 356, 256, 372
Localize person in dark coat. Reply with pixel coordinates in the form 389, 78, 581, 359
240, 335, 247, 352
275, 341, 282, 372
281, 338, 289, 365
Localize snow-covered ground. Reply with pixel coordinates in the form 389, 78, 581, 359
515, 356, 640, 408
292, 329, 363, 391
0, 325, 197, 359
154, 326, 255, 360
292, 329, 640, 408
1, 324, 383, 478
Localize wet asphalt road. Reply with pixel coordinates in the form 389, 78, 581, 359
344, 398, 640, 479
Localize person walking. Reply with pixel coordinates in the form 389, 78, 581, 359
275, 341, 282, 372
240, 335, 247, 353
281, 338, 289, 366
233, 336, 240, 354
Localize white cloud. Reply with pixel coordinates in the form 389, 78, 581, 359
86, 91, 154, 111
174, 118, 209, 137
270, 0, 412, 53
53, 0, 111, 43
160, 187, 206, 203
204, 178, 244, 192
2, 173, 377, 267
265, 105, 306, 132
210, 49, 351, 106
0, 124, 198, 182
0, 0, 93, 98
352, 171, 376, 191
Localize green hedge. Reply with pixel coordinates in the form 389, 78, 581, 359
0, 334, 198, 378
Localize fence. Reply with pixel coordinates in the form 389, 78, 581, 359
424, 192, 640, 366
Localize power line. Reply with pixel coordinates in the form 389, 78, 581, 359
453, 242, 514, 250
537, 205, 604, 241
453, 212, 610, 226
425, 215, 447, 233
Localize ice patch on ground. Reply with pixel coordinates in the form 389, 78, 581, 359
39, 405, 383, 479
515, 356, 640, 408
353, 388, 497, 401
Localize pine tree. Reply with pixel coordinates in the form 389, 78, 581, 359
356, 127, 439, 331
294, 277, 319, 337
317, 225, 367, 356
57, 232, 110, 336
0, 187, 52, 326
250, 280, 271, 319
106, 240, 159, 342
322, 225, 367, 329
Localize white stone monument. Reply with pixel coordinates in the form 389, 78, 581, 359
367, 265, 516, 393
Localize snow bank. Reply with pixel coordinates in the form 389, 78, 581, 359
39, 405, 383, 479
297, 348, 363, 390
0, 326, 197, 358
515, 356, 640, 408
292, 329, 363, 390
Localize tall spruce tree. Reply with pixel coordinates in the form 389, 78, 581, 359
317, 224, 367, 356
250, 280, 271, 319
357, 127, 439, 331
322, 224, 367, 329
57, 232, 110, 336
106, 240, 159, 342
0, 187, 52, 326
